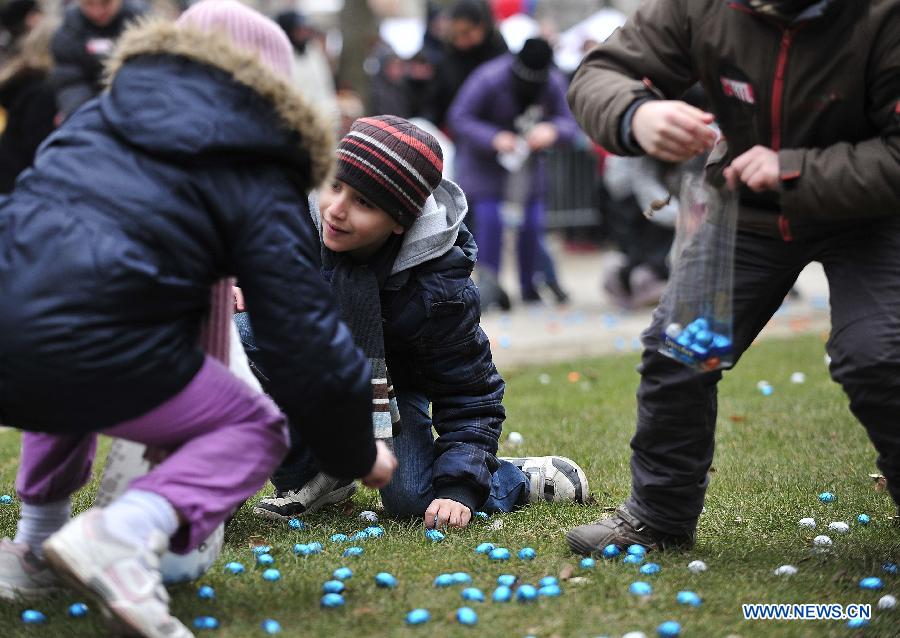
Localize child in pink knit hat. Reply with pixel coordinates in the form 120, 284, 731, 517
0, 2, 394, 636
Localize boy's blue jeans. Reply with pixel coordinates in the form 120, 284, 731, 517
236, 311, 530, 516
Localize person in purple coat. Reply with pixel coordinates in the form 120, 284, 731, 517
448, 37, 578, 304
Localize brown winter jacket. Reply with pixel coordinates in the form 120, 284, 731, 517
568, 0, 900, 240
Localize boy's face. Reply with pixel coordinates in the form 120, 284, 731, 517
320, 180, 404, 260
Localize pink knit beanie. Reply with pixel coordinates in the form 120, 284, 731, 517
176, 0, 293, 79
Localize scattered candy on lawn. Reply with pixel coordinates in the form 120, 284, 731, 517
626, 544, 647, 558
68, 602, 89, 617
375, 572, 397, 588
602, 544, 621, 559
452, 572, 472, 585
774, 565, 798, 576
640, 563, 661, 576
489, 547, 511, 561
497, 574, 516, 587
798, 517, 816, 529
359, 510, 378, 522
197, 585, 215, 600
518, 547, 536, 560
425, 529, 445, 542
859, 577, 883, 590
330, 534, 349, 543
507, 432, 524, 446
462, 587, 485, 602
364, 526, 384, 538
294, 544, 311, 556
342, 547, 364, 557
538, 577, 558, 588
21, 610, 46, 624
320, 593, 345, 608
333, 567, 353, 580
516, 585, 538, 602
307, 542, 323, 554
676, 591, 701, 607
580, 558, 596, 569
492, 586, 512, 602
622, 633, 648, 638
261, 619, 282, 634
225, 562, 245, 575
456, 607, 478, 625
883, 562, 898, 574
878, 595, 897, 610
474, 511, 488, 519
406, 609, 430, 625
322, 580, 345, 594
813, 535, 833, 548
827, 522, 850, 534
687, 560, 708, 573
0, 495, 12, 504
538, 584, 561, 597
499, 336, 511, 349
847, 618, 869, 629
790, 372, 806, 384
252, 545, 272, 555
475, 543, 495, 554
193, 616, 219, 630
288, 518, 305, 530
818, 492, 835, 503
623, 554, 643, 566
262, 569, 281, 581
856, 514, 870, 525
257, 553, 274, 566
351, 531, 369, 542
489, 519, 504, 530
434, 574, 454, 587
629, 582, 653, 596
657, 621, 681, 637
538, 373, 551, 385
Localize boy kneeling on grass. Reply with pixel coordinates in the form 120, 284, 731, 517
237, 115, 589, 528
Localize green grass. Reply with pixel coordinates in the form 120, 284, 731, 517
1, 335, 898, 637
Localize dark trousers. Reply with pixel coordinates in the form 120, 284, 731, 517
628, 217, 900, 534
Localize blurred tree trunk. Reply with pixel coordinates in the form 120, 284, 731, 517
338, 0, 377, 107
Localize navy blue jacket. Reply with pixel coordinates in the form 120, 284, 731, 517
0, 21, 376, 479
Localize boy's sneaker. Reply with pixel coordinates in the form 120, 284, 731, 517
42, 509, 193, 638
503, 456, 589, 504
566, 505, 696, 556
0, 538, 62, 601
252, 473, 356, 521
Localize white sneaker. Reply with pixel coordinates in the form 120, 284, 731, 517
502, 456, 590, 504
252, 473, 356, 521
0, 538, 62, 601
42, 509, 193, 638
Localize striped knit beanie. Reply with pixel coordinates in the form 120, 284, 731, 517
176, 0, 293, 79
335, 115, 444, 228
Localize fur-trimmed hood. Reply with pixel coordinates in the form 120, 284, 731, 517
100, 18, 333, 188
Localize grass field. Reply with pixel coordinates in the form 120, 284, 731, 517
0, 335, 898, 637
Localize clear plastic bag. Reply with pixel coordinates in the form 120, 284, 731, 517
657, 172, 738, 372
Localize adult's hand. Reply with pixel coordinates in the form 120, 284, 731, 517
632, 100, 717, 162
492, 130, 519, 154
361, 440, 397, 489
424, 498, 472, 529
233, 286, 245, 312
526, 122, 558, 151
724, 145, 781, 192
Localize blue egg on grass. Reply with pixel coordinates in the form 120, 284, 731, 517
640, 563, 661, 576
860, 577, 883, 590
425, 529, 445, 542
518, 547, 536, 560
856, 514, 870, 525
475, 543, 495, 554
252, 545, 272, 555
580, 558, 596, 569
343, 547, 364, 557
0, 495, 12, 504
629, 581, 653, 596
434, 574, 454, 587
623, 554, 643, 566
294, 544, 311, 556
657, 620, 681, 637
882, 562, 898, 575
601, 544, 620, 559
847, 618, 869, 629
225, 562, 245, 575
321, 593, 345, 608
330, 534, 349, 543
288, 519, 305, 530
257, 553, 274, 566
333, 567, 353, 580
474, 511, 488, 519
452, 572, 472, 585
538, 577, 558, 588
323, 580, 345, 594
307, 542, 323, 554
516, 585, 538, 602
676, 591, 702, 607
497, 574, 516, 587
21, 610, 46, 624
197, 585, 215, 600
193, 616, 219, 630
492, 586, 512, 602
262, 569, 281, 582
261, 619, 282, 634
351, 531, 369, 542
375, 572, 397, 588
365, 526, 385, 538
68, 602, 89, 617
818, 492, 835, 503
489, 548, 511, 561
538, 584, 561, 597
406, 609, 430, 625
462, 587, 485, 602
457, 607, 478, 625
626, 544, 647, 558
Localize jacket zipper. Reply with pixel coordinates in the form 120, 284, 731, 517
771, 28, 795, 241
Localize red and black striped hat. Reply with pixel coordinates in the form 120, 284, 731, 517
335, 115, 444, 228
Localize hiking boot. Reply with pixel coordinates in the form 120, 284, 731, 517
42, 509, 193, 638
566, 505, 695, 556
503, 456, 589, 504
252, 473, 356, 521
0, 538, 62, 601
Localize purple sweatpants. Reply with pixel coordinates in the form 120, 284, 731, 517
15, 355, 288, 552
472, 198, 544, 297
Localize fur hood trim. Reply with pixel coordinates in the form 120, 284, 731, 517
104, 18, 333, 188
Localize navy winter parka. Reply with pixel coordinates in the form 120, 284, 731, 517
0, 20, 377, 479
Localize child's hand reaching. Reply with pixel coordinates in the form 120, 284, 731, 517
425, 498, 472, 529
362, 441, 397, 489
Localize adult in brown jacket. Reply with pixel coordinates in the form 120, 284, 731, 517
565, 0, 900, 555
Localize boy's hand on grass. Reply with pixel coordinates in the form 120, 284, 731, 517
425, 499, 472, 529
362, 441, 397, 489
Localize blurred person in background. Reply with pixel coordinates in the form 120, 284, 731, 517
0, 0, 42, 58
50, 0, 145, 119
0, 13, 57, 192
275, 9, 338, 126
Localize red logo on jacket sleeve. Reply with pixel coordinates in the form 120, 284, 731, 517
720, 77, 756, 104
